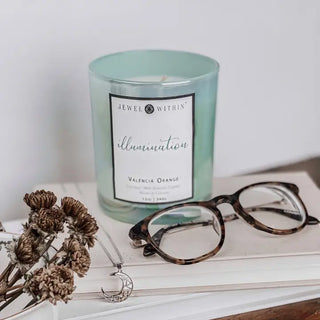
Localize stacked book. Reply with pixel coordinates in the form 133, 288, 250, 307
35, 172, 320, 298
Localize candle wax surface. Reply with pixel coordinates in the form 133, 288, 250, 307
128, 75, 186, 82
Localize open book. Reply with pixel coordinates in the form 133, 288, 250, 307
36, 172, 320, 297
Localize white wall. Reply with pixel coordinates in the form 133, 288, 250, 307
0, 0, 319, 221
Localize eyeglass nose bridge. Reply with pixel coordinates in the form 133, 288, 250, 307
209, 194, 237, 206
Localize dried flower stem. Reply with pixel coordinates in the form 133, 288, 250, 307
0, 263, 15, 283
3, 287, 23, 300
47, 249, 62, 265
0, 289, 23, 312
24, 297, 38, 310
3, 284, 23, 293
5, 271, 21, 292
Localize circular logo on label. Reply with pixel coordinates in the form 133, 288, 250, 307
145, 104, 154, 114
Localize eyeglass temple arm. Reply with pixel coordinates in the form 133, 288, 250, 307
142, 220, 215, 257
224, 206, 319, 225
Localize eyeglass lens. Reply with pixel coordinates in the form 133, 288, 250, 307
239, 184, 306, 230
148, 206, 222, 260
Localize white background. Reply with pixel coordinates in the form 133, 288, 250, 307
0, 0, 319, 221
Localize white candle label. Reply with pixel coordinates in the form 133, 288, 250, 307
110, 93, 194, 204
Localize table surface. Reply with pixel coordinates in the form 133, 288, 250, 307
216, 297, 320, 320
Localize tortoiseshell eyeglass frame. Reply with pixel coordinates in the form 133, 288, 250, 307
129, 181, 320, 265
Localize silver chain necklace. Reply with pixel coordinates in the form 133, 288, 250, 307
97, 224, 133, 303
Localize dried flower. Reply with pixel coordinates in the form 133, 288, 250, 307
24, 190, 57, 211
34, 208, 65, 234
0, 190, 98, 312
26, 264, 74, 304
6, 234, 40, 270
62, 238, 91, 277
68, 213, 98, 247
61, 197, 88, 218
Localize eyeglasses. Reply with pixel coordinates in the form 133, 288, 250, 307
129, 182, 320, 265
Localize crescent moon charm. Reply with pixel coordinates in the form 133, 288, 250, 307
101, 267, 133, 303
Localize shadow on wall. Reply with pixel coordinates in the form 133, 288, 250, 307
251, 156, 320, 187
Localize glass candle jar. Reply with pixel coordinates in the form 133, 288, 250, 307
89, 50, 219, 223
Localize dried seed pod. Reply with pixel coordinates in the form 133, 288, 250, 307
68, 213, 99, 247
35, 207, 65, 234
15, 234, 40, 266
6, 234, 41, 269
62, 238, 91, 277
61, 197, 88, 218
24, 190, 57, 211
26, 265, 75, 304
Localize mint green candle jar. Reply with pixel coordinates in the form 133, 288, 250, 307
89, 50, 219, 223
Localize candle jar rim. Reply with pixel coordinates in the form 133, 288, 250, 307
89, 49, 219, 85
